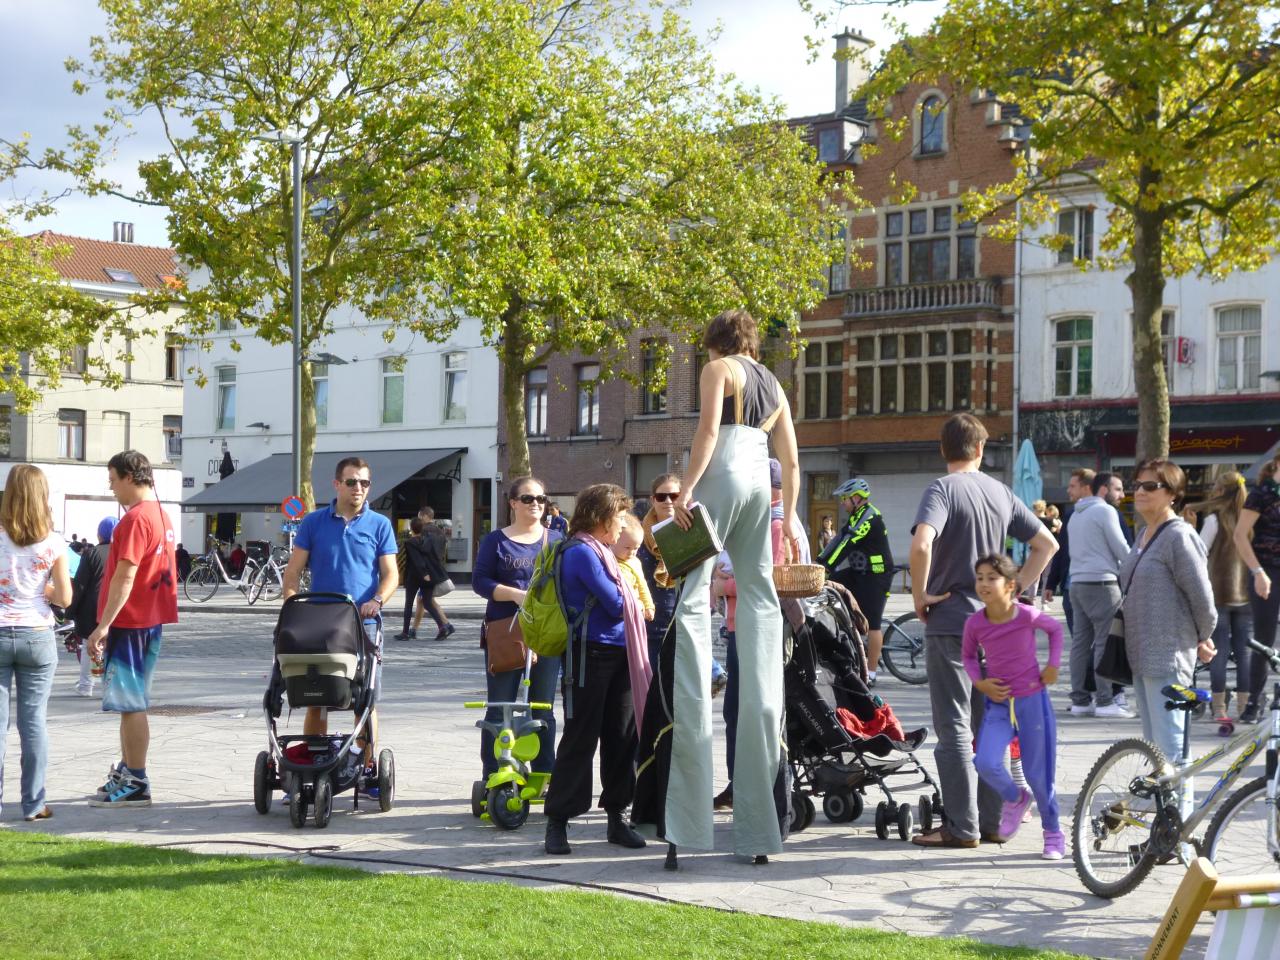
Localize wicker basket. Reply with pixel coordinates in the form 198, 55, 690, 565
772, 562, 826, 599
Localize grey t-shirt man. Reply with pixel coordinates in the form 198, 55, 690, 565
912, 470, 1043, 636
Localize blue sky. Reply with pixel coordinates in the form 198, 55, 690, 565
1, 0, 939, 248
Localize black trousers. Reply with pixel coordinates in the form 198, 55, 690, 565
545, 643, 637, 821
1247, 563, 1280, 704
402, 574, 424, 635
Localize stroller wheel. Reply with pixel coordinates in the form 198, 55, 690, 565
896, 802, 914, 841
823, 791, 861, 824
253, 751, 273, 815
288, 786, 308, 829
377, 749, 395, 813
488, 783, 529, 830
918, 794, 934, 834
800, 794, 815, 831
874, 801, 891, 840
314, 775, 334, 829
470, 779, 488, 818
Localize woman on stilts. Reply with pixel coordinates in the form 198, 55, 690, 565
631, 308, 802, 867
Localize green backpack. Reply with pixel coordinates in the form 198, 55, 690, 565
518, 539, 595, 658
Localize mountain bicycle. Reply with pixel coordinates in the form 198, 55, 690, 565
879, 611, 926, 684
1072, 639, 1280, 898
184, 536, 262, 603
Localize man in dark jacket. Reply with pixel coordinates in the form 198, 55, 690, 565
69, 516, 118, 697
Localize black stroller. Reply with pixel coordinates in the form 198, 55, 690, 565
784, 582, 942, 841
255, 593, 395, 828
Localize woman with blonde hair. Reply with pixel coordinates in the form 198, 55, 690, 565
0, 464, 73, 821
1187, 471, 1253, 729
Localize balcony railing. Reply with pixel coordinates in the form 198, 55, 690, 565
846, 278, 1002, 317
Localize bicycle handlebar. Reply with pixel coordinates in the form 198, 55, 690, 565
1248, 639, 1280, 671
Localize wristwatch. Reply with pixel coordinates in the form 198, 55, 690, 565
372, 595, 385, 606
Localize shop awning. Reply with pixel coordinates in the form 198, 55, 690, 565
182, 448, 464, 513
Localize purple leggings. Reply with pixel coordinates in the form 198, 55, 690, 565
973, 686, 1060, 833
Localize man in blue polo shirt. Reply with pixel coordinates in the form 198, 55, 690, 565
283, 456, 398, 770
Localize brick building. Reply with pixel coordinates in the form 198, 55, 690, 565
791, 33, 1025, 559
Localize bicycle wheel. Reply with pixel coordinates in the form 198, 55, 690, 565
184, 563, 219, 603
252, 563, 283, 604
1072, 738, 1168, 898
880, 613, 927, 684
1204, 775, 1280, 875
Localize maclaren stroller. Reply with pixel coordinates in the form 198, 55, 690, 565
254, 593, 395, 828
785, 581, 942, 841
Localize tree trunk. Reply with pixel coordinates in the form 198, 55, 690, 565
299, 358, 316, 510
1126, 178, 1170, 463
501, 328, 531, 480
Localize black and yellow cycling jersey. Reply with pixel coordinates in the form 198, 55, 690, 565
817, 501, 894, 579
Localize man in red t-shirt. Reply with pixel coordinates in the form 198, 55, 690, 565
87, 450, 178, 808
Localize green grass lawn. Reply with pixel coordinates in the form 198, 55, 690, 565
0, 831, 1083, 960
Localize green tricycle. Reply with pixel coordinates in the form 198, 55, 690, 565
466, 650, 552, 830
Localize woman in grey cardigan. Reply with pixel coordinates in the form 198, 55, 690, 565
1121, 458, 1217, 765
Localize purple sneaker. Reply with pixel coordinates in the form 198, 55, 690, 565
1042, 830, 1065, 860
997, 788, 1033, 841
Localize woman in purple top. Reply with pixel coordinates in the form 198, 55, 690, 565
472, 476, 562, 778
963, 553, 1065, 860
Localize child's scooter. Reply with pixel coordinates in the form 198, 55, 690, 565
466, 648, 551, 829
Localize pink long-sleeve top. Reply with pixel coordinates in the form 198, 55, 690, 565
962, 603, 1064, 698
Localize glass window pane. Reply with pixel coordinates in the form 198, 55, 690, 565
1077, 345, 1093, 395
903, 364, 922, 412
920, 97, 944, 153
953, 360, 971, 409
856, 336, 875, 360
953, 330, 972, 354
1218, 337, 1237, 390
825, 371, 843, 419
928, 331, 948, 356
879, 335, 898, 361
957, 235, 976, 278
383, 373, 404, 423
885, 212, 902, 237
885, 243, 903, 285
934, 206, 951, 233
528, 367, 547, 385
445, 369, 467, 421
927, 363, 947, 411
805, 342, 822, 366
857, 369, 874, 414
879, 365, 898, 412
804, 372, 822, 419
909, 241, 930, 283
909, 210, 928, 235
1055, 347, 1073, 397
1244, 335, 1261, 389
931, 238, 950, 280
826, 341, 843, 366
1242, 306, 1261, 331
903, 333, 922, 358
1078, 316, 1093, 339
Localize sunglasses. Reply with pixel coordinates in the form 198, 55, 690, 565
652, 492, 679, 503
516, 494, 547, 505
1132, 480, 1169, 493
342, 478, 372, 489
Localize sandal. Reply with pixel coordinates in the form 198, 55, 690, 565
23, 806, 53, 822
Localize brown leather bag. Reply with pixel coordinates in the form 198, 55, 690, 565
485, 614, 532, 675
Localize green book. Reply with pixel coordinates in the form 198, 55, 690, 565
650, 502, 724, 580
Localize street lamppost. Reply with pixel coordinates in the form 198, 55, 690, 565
253, 130, 305, 500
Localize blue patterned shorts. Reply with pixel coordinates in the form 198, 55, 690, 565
101, 625, 163, 713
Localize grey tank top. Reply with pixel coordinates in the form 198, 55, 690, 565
719, 357, 781, 429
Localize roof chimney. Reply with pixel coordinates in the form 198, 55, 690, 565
834, 29, 874, 113
112, 221, 134, 243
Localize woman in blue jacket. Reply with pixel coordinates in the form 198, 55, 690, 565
544, 483, 648, 856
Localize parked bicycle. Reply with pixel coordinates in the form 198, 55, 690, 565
184, 536, 262, 604
879, 611, 926, 684
250, 542, 309, 603
1072, 639, 1280, 898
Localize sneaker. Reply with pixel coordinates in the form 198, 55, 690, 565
434, 623, 456, 641
93, 762, 127, 802
867, 672, 877, 688
394, 631, 412, 641
1095, 702, 1136, 719
711, 673, 728, 698
75, 682, 96, 698
1069, 703, 1095, 717
1240, 698, 1265, 725
1042, 830, 1065, 860
997, 788, 1033, 841
713, 786, 733, 810
88, 773, 151, 808
1113, 691, 1130, 711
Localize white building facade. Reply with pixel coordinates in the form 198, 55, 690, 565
180, 304, 500, 576
2, 231, 185, 539
1018, 187, 1280, 497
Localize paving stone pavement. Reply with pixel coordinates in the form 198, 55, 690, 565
4, 595, 1230, 958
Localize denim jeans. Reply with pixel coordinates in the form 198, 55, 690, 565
1132, 672, 1191, 766
480, 651, 559, 776
0, 626, 58, 817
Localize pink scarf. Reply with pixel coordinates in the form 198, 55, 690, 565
574, 532, 653, 730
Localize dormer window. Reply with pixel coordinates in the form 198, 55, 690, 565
103, 268, 140, 284
919, 96, 945, 155
818, 128, 842, 162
